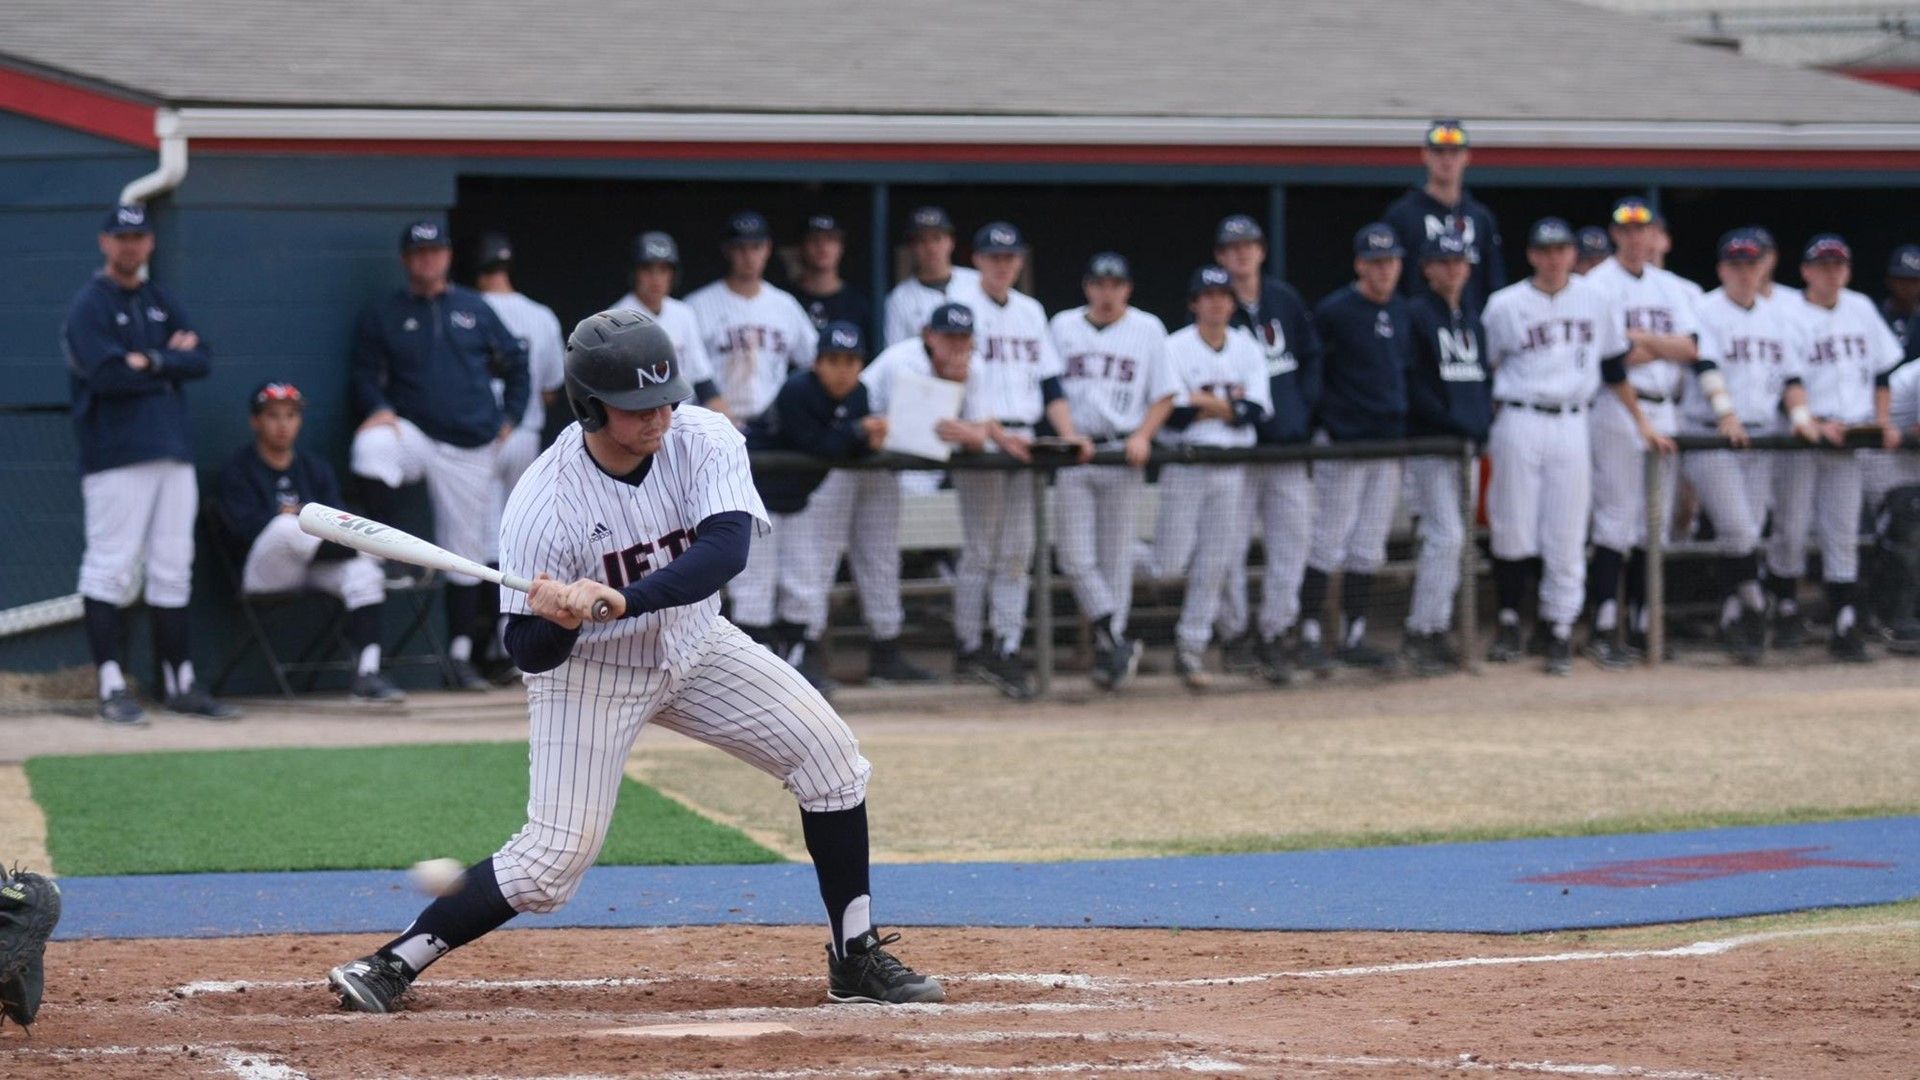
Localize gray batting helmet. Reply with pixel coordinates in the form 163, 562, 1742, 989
564, 309, 691, 432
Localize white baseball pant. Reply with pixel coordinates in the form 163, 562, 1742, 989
77, 459, 198, 608
1488, 407, 1591, 626
1054, 463, 1145, 633
1405, 455, 1467, 635
242, 513, 386, 609
1681, 450, 1773, 556
1153, 463, 1247, 653
1590, 394, 1678, 553
729, 515, 787, 629
952, 470, 1036, 652
494, 618, 870, 913
351, 418, 500, 584
1217, 462, 1315, 641
495, 424, 543, 493
1769, 450, 1863, 584
1308, 458, 1402, 575
791, 470, 906, 641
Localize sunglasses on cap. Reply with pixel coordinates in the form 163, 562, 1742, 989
1427, 127, 1467, 148
1611, 204, 1654, 226
1721, 238, 1763, 260
253, 382, 304, 407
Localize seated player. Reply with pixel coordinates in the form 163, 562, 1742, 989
216, 382, 405, 703
745, 320, 890, 694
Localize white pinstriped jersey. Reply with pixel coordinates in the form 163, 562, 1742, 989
498, 406, 770, 670
1158, 325, 1272, 449
1788, 289, 1906, 423
481, 291, 566, 431
947, 281, 1061, 426
1582, 258, 1701, 400
881, 267, 981, 346
1686, 289, 1810, 434
1890, 359, 1920, 430
1482, 277, 1630, 407
1047, 306, 1178, 440
684, 280, 819, 420
608, 293, 715, 385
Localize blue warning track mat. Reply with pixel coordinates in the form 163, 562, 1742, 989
53, 817, 1918, 940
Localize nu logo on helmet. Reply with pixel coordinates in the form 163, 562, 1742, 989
637, 361, 674, 386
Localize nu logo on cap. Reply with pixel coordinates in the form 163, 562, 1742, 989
637, 361, 674, 385
990, 228, 1015, 246
830, 328, 859, 350
118, 206, 144, 225
1369, 233, 1394, 249
411, 224, 438, 241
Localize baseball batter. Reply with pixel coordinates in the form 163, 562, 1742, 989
609, 231, 721, 407
1581, 197, 1697, 667
1154, 265, 1272, 689
1047, 252, 1178, 689
327, 310, 941, 1012
1481, 218, 1631, 675
1768, 234, 1905, 661
881, 206, 981, 347
1685, 229, 1820, 664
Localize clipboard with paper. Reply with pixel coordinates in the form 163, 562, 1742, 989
882, 369, 967, 462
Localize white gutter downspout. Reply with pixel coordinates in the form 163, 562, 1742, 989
119, 108, 187, 206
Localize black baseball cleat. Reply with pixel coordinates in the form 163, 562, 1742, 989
328, 952, 416, 1014
349, 672, 407, 705
1770, 613, 1808, 650
164, 687, 242, 721
1425, 633, 1463, 671
1401, 634, 1448, 678
1486, 623, 1523, 663
952, 648, 988, 683
1101, 639, 1142, 691
1218, 633, 1259, 675
826, 931, 945, 1005
98, 689, 149, 728
1543, 635, 1573, 676
1727, 611, 1768, 666
1292, 638, 1334, 676
1255, 636, 1293, 686
979, 651, 1035, 700
1174, 647, 1212, 691
867, 641, 937, 685
1525, 622, 1553, 658
1584, 636, 1636, 671
1828, 629, 1873, 664
1336, 640, 1397, 671
445, 657, 490, 692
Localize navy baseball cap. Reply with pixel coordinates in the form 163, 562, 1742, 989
250, 380, 304, 413
474, 232, 513, 269
817, 320, 867, 359
1717, 229, 1766, 264
1189, 263, 1234, 298
1084, 251, 1132, 282
1353, 223, 1406, 260
1420, 233, 1470, 263
632, 230, 679, 266
723, 210, 771, 245
102, 203, 151, 235
1528, 217, 1576, 249
908, 206, 954, 234
1577, 226, 1612, 259
1747, 225, 1778, 253
1214, 214, 1265, 247
804, 213, 842, 236
1609, 197, 1655, 227
927, 302, 974, 334
399, 220, 448, 252
973, 221, 1026, 254
1887, 244, 1920, 280
1802, 233, 1851, 264
1426, 119, 1469, 149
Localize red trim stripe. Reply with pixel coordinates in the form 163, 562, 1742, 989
192, 136, 1920, 171
0, 66, 154, 148
1836, 69, 1920, 93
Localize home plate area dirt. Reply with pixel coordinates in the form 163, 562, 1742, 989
7, 923, 1917, 1079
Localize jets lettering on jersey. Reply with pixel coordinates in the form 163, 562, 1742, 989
717, 325, 791, 358
1808, 335, 1877, 365
1520, 319, 1598, 352
978, 336, 1044, 364
1438, 328, 1484, 383
601, 526, 699, 588
1723, 337, 1786, 365
1064, 353, 1139, 383
1625, 307, 1678, 334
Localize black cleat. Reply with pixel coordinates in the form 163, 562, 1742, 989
1255, 636, 1294, 686
164, 687, 242, 721
1828, 628, 1872, 664
1336, 640, 1397, 671
1770, 613, 1808, 650
1584, 636, 1637, 671
827, 931, 945, 1005
978, 651, 1035, 700
1174, 647, 1212, 691
1218, 633, 1259, 675
1100, 639, 1142, 691
1543, 635, 1573, 676
1292, 638, 1334, 676
349, 672, 408, 704
98, 689, 149, 728
328, 952, 415, 1014
1486, 623, 1523, 663
1525, 622, 1553, 658
445, 658, 490, 692
1727, 611, 1768, 666
868, 641, 937, 685
1402, 634, 1448, 677
953, 648, 988, 683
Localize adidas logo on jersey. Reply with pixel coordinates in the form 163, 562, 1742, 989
587, 522, 611, 542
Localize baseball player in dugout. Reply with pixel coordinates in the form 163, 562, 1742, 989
1582, 197, 1699, 668
1882, 243, 1920, 355
1296, 224, 1416, 676
217, 382, 405, 703
64, 203, 239, 727
1211, 213, 1323, 686
1401, 233, 1491, 676
328, 308, 941, 1013
610, 230, 722, 409
1481, 218, 1631, 675
882, 205, 982, 347
1383, 120, 1505, 311
686, 210, 819, 430
1752, 227, 1800, 304
350, 220, 530, 692
1047, 252, 1179, 690
947, 222, 1090, 699
792, 213, 874, 337
1767, 234, 1906, 661
744, 320, 892, 695
1575, 227, 1613, 277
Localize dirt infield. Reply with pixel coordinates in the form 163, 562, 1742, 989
6, 910, 1915, 1079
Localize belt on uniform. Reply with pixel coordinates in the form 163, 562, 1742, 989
1499, 399, 1585, 415
1635, 390, 1673, 405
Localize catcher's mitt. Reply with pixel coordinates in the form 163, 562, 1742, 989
0, 865, 61, 1030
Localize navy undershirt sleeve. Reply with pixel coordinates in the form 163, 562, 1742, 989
503, 615, 580, 674
618, 510, 754, 617
1600, 353, 1629, 385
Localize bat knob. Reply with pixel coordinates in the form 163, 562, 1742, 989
590, 599, 614, 623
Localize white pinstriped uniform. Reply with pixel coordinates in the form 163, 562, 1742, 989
481, 290, 567, 554
1153, 326, 1272, 653
1582, 258, 1700, 553
491, 407, 868, 913
685, 281, 819, 422
1867, 360, 1920, 510
1768, 290, 1906, 585
1048, 306, 1176, 634
881, 267, 981, 346
1482, 277, 1629, 624
1681, 289, 1808, 556
943, 282, 1064, 652
608, 293, 716, 386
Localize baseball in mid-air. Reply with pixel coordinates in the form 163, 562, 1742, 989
408, 857, 466, 898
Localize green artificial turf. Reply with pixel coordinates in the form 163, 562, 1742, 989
25, 743, 781, 876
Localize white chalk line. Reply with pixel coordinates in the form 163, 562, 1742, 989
0, 1042, 313, 1080
169, 971, 1105, 998
220, 1048, 314, 1080
405, 1055, 1246, 1080
1265, 1052, 1750, 1079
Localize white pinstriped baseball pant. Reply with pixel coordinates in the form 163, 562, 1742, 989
1682, 449, 1773, 556
1487, 408, 1590, 625
1153, 462, 1247, 653
1308, 458, 1402, 576
1053, 463, 1144, 633
1590, 394, 1677, 554
1769, 449, 1863, 584
1216, 462, 1314, 642
952, 471, 1036, 652
789, 470, 906, 641
1404, 456, 1467, 635
493, 618, 871, 914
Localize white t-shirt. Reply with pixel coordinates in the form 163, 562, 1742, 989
1158, 325, 1271, 449
1482, 276, 1630, 408
607, 292, 715, 386
947, 280, 1062, 427
1788, 288, 1906, 423
480, 291, 566, 431
1687, 288, 1811, 434
684, 280, 819, 420
881, 267, 982, 346
1048, 306, 1179, 440
498, 406, 769, 671
1887, 359, 1920, 431
1582, 257, 1701, 401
